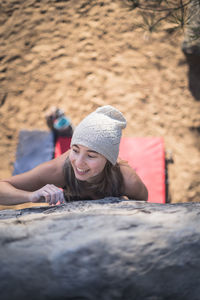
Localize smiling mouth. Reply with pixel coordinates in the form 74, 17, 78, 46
76, 167, 90, 175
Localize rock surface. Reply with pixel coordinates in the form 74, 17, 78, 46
1, 198, 200, 300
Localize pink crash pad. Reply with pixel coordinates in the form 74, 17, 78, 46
119, 137, 165, 203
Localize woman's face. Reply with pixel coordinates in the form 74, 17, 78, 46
69, 144, 107, 181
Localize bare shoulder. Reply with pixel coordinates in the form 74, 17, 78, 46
118, 159, 148, 201
4, 150, 70, 191
119, 160, 140, 187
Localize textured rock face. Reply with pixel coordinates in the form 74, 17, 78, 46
1, 199, 200, 300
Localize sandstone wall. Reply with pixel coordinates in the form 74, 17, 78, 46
1, 199, 200, 299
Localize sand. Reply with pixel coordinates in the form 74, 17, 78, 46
0, 0, 199, 206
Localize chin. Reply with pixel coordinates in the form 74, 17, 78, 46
76, 176, 87, 181
74, 172, 90, 181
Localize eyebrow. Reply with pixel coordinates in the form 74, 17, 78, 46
73, 145, 98, 154
87, 150, 98, 154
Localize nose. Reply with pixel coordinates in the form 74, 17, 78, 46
75, 154, 86, 168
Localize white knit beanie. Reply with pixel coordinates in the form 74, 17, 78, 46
71, 105, 127, 165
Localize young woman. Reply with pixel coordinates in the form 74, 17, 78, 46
0, 105, 148, 206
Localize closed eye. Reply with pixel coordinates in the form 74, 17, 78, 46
72, 148, 79, 154
88, 154, 97, 158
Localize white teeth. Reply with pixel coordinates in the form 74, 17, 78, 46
77, 167, 88, 173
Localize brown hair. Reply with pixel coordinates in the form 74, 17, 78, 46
63, 157, 125, 201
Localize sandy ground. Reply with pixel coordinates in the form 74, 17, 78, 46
0, 0, 199, 208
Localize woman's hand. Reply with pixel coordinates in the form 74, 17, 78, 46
29, 184, 65, 206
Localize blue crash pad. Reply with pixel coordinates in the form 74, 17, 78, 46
13, 130, 54, 175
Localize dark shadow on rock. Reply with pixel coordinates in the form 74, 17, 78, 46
184, 53, 200, 101
165, 156, 174, 204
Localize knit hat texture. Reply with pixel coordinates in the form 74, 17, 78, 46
71, 105, 127, 165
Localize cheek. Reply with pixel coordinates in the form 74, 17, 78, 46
69, 151, 74, 163
91, 159, 106, 173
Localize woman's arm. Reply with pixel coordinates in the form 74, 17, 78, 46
0, 151, 69, 206
120, 162, 148, 201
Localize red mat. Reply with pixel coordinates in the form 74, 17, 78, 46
54, 136, 71, 158
55, 136, 166, 203
119, 137, 165, 203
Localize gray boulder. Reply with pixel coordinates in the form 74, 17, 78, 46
0, 198, 200, 300
182, 0, 200, 56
